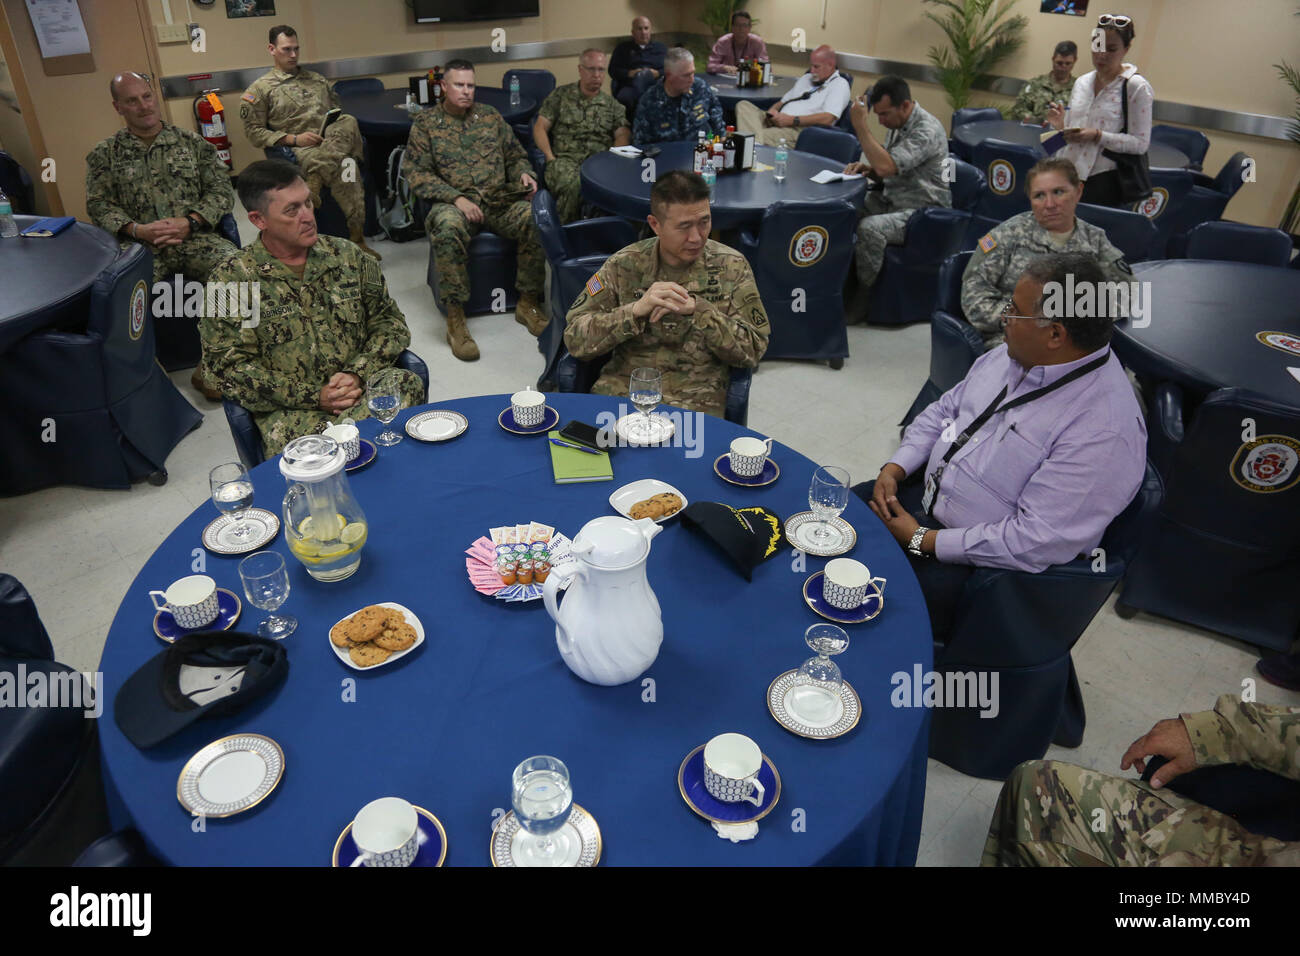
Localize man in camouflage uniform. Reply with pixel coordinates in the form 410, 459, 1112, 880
632, 47, 725, 147
86, 71, 237, 400
564, 171, 768, 418
534, 49, 631, 223
983, 694, 1300, 866
963, 157, 1130, 349
404, 58, 548, 363
844, 76, 950, 298
1008, 41, 1077, 124
239, 24, 380, 260
200, 161, 421, 458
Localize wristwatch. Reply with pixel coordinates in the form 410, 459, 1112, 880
185, 214, 204, 236
906, 527, 930, 558
793, 116, 801, 128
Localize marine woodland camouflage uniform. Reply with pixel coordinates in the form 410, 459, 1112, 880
538, 82, 628, 223
961, 210, 1132, 349
564, 238, 769, 417
240, 67, 367, 232
854, 103, 950, 291
404, 100, 544, 305
1010, 72, 1076, 124
982, 695, 1300, 866
631, 77, 725, 146
200, 234, 422, 457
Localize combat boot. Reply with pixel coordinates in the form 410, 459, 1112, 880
445, 304, 479, 361
190, 362, 222, 401
514, 295, 549, 337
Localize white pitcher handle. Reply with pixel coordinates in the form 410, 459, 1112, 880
742, 776, 766, 807
542, 562, 578, 654
149, 590, 170, 612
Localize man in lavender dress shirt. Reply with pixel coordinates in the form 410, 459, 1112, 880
855, 253, 1146, 639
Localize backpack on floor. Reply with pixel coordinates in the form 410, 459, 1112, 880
378, 145, 424, 243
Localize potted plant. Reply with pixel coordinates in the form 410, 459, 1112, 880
922, 0, 1028, 114
1276, 58, 1300, 236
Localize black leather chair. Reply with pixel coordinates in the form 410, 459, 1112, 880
948, 107, 1003, 162
530, 189, 639, 388
795, 126, 861, 167
1176, 220, 1293, 267
0, 149, 36, 214
222, 349, 430, 469
1074, 201, 1159, 263
900, 251, 984, 428
738, 199, 857, 367
1117, 386, 1300, 651
1150, 124, 1210, 171
556, 352, 753, 427
0, 244, 202, 495
930, 463, 1164, 780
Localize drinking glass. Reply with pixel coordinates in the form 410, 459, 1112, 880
790, 624, 849, 724
808, 466, 851, 544
367, 369, 404, 447
629, 367, 662, 440
209, 462, 255, 542
510, 755, 573, 867
238, 551, 297, 639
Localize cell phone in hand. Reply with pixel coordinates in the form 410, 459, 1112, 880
559, 420, 613, 452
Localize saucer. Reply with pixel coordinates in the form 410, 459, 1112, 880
713, 454, 780, 487
490, 804, 602, 867
498, 405, 560, 435
614, 413, 676, 446
803, 572, 884, 624
202, 508, 280, 555
329, 602, 425, 671
344, 439, 377, 472
767, 669, 862, 740
154, 588, 242, 643
608, 478, 687, 522
678, 745, 781, 826
406, 409, 468, 442
333, 806, 447, 867
176, 733, 284, 818
784, 511, 856, 556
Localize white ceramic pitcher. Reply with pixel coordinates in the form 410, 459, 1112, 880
543, 516, 663, 686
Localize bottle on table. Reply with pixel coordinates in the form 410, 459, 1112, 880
723, 126, 737, 173
737, 58, 749, 88
774, 138, 788, 183
432, 65, 444, 104
760, 59, 772, 85
0, 189, 15, 238
711, 135, 724, 171
509, 75, 520, 107
749, 59, 764, 88
701, 164, 716, 190
693, 130, 708, 174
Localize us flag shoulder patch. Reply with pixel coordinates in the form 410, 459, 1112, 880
977, 233, 996, 253
585, 274, 604, 296
241, 91, 256, 103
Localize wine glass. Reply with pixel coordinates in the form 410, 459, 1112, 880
629, 367, 662, 440
238, 551, 297, 639
366, 369, 404, 447
210, 462, 255, 543
790, 623, 850, 725
808, 466, 851, 546
510, 755, 573, 867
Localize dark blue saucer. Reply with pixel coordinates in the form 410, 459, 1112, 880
153, 588, 241, 643
803, 572, 884, 624
332, 806, 447, 867
498, 405, 560, 435
344, 439, 377, 472
713, 454, 780, 487
678, 745, 781, 825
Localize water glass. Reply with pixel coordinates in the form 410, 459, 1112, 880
209, 462, 254, 541
510, 755, 573, 867
367, 369, 404, 447
791, 624, 849, 724
808, 466, 851, 543
629, 367, 662, 439
238, 551, 297, 639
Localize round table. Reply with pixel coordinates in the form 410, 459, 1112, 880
707, 73, 798, 113
951, 119, 1191, 169
0, 216, 119, 354
1114, 261, 1300, 407
339, 88, 538, 138
581, 141, 869, 230
97, 394, 931, 866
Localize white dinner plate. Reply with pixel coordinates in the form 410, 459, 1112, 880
329, 602, 425, 671
406, 409, 468, 443
176, 733, 285, 818
608, 479, 688, 522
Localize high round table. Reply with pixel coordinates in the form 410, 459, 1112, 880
0, 216, 119, 354
707, 73, 798, 113
1115, 261, 1300, 407
339, 88, 538, 139
951, 119, 1191, 169
582, 141, 869, 230
97, 394, 931, 866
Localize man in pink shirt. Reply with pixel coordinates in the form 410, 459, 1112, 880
707, 11, 768, 75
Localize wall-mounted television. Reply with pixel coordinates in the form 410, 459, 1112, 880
412, 0, 540, 23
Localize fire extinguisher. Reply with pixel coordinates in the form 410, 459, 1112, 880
194, 89, 233, 170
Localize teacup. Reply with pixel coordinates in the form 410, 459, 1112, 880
729, 436, 773, 478
511, 389, 546, 428
323, 421, 361, 461
351, 797, 421, 867
823, 558, 887, 610
703, 732, 767, 806
149, 575, 219, 629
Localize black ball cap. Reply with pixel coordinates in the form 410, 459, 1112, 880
679, 501, 786, 581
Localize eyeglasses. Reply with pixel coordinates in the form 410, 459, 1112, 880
1096, 14, 1132, 27
579, 65, 605, 73
1001, 301, 1053, 326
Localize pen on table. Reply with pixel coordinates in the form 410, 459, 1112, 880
549, 438, 602, 455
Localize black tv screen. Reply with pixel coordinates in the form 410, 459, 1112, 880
413, 0, 539, 22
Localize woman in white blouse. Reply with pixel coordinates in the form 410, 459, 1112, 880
1046, 14, 1153, 206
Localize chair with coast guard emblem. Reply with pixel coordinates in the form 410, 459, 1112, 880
1117, 386, 1300, 651
969, 139, 1036, 222
947, 107, 1001, 162
0, 244, 202, 495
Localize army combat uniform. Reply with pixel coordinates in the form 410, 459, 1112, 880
537, 82, 629, 223
854, 103, 950, 291
1009, 72, 1075, 124
200, 234, 422, 457
982, 695, 1300, 866
404, 100, 545, 306
631, 77, 725, 146
240, 67, 367, 236
564, 238, 769, 417
961, 210, 1132, 349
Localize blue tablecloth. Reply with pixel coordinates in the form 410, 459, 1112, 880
98, 394, 931, 866
581, 142, 869, 231
951, 119, 1190, 169
340, 88, 538, 138
708, 73, 798, 112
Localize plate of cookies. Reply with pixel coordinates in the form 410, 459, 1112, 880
609, 479, 688, 523
329, 602, 425, 670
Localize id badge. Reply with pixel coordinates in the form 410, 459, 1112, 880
921, 466, 942, 516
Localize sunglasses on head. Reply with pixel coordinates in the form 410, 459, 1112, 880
1096, 14, 1132, 28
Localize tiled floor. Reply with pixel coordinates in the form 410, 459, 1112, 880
2, 213, 1295, 866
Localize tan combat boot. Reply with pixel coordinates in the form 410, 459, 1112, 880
445, 304, 479, 361
349, 224, 382, 260
515, 294, 549, 337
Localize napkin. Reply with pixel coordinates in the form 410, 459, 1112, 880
810, 169, 863, 184
679, 502, 785, 581
609, 145, 643, 157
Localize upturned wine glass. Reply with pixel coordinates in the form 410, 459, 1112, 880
790, 623, 850, 724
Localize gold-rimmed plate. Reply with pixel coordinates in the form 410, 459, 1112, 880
767, 669, 862, 740
489, 804, 601, 867
406, 409, 468, 443
176, 733, 285, 818
802, 572, 884, 624
713, 453, 780, 488
153, 588, 242, 643
677, 744, 781, 826
784, 511, 856, 556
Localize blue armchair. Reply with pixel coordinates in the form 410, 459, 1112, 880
505, 69, 557, 174
333, 77, 383, 97
1139, 151, 1250, 258
948, 107, 1002, 162
0, 149, 36, 214
900, 250, 984, 428
154, 213, 242, 373
1151, 124, 1209, 171
969, 138, 1037, 222
222, 349, 431, 469
556, 353, 753, 427
796, 126, 861, 167
418, 196, 521, 317
949, 154, 987, 212
1174, 220, 1293, 267
1074, 201, 1158, 263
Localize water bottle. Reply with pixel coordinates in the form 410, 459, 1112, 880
509, 75, 520, 108
0, 189, 16, 238
774, 139, 788, 184
701, 165, 716, 191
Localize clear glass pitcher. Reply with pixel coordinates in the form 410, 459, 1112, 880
280, 435, 369, 582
